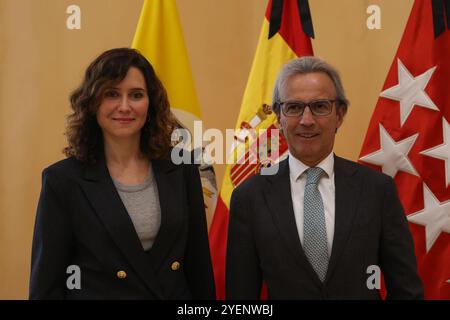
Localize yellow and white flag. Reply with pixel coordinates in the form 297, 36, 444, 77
132, 0, 201, 133
132, 0, 217, 219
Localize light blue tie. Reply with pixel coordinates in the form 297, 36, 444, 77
303, 167, 329, 282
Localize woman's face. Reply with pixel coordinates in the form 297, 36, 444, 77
96, 67, 149, 143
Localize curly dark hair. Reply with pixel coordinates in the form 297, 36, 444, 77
63, 47, 180, 164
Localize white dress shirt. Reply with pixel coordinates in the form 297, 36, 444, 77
288, 151, 335, 257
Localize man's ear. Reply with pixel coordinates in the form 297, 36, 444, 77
336, 106, 347, 128
277, 116, 285, 131
278, 116, 287, 138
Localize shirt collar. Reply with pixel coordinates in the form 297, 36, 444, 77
288, 151, 334, 181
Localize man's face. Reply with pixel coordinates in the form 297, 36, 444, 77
278, 72, 346, 167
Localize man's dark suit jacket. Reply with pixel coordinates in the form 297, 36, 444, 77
30, 155, 215, 299
226, 156, 423, 299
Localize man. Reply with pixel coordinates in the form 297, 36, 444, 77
226, 56, 423, 299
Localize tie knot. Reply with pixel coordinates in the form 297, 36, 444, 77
306, 167, 324, 185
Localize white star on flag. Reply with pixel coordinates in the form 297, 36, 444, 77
359, 124, 419, 178
407, 183, 450, 252
380, 59, 438, 126
421, 117, 450, 187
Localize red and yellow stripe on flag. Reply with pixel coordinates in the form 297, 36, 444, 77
209, 0, 314, 299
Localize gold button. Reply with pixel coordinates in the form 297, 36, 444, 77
171, 261, 180, 271
116, 270, 127, 279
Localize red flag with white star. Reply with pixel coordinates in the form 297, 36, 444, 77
359, 0, 450, 299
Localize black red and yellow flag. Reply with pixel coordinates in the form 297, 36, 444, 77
209, 0, 315, 299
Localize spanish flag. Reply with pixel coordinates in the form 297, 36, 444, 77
208, 0, 315, 299
132, 0, 218, 222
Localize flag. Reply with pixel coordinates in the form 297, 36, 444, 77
209, 0, 314, 299
359, 0, 450, 299
132, 0, 218, 219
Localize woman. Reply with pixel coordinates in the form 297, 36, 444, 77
29, 48, 215, 299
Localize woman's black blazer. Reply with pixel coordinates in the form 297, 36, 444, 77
29, 155, 215, 299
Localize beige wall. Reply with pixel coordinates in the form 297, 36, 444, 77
0, 0, 413, 299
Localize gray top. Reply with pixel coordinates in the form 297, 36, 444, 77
112, 165, 161, 251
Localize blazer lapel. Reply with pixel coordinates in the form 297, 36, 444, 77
325, 155, 362, 283
79, 155, 164, 299
263, 159, 323, 286
145, 159, 184, 271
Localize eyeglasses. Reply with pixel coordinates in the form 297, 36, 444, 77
278, 99, 337, 117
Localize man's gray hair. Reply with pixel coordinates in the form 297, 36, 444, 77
272, 56, 349, 115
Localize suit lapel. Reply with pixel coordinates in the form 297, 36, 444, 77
263, 159, 323, 286
145, 159, 184, 271
79, 155, 164, 299
325, 155, 362, 282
